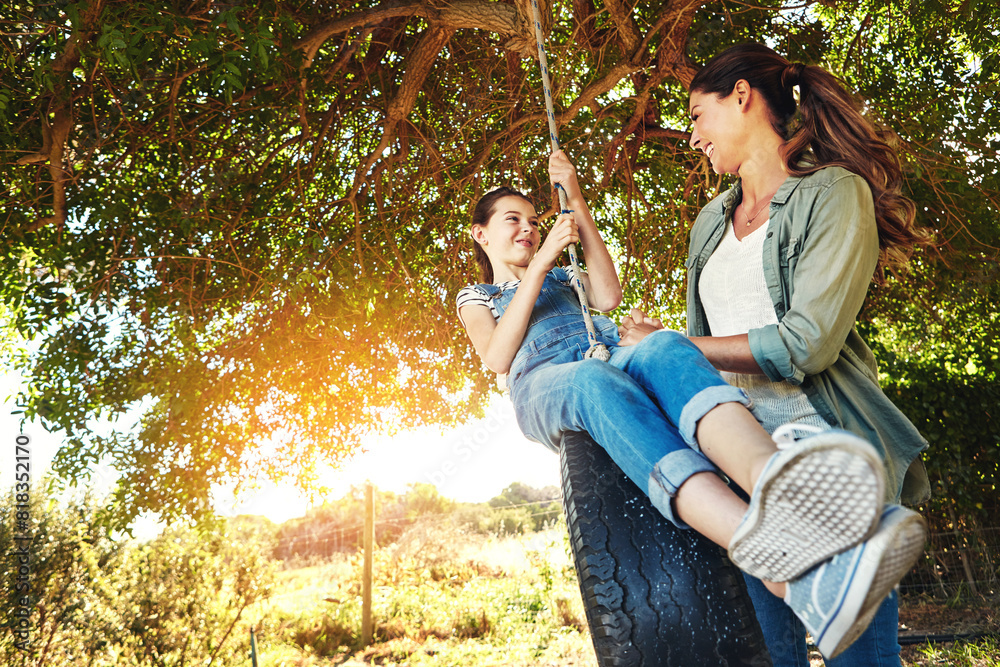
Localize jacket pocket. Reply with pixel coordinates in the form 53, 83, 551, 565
778, 236, 801, 268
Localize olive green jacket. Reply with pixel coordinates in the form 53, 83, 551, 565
686, 166, 931, 505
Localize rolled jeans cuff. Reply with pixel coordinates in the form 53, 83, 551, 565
678, 384, 751, 449
648, 448, 720, 529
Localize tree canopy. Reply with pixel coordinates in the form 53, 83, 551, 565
1, 0, 998, 526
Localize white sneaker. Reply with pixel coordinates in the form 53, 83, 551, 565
785, 505, 927, 658
728, 426, 885, 582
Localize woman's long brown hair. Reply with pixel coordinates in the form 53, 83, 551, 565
689, 43, 933, 284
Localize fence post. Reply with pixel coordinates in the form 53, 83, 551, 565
940, 476, 979, 596
362, 481, 374, 645
250, 626, 259, 667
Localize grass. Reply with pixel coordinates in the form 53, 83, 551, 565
242, 521, 998, 667
901, 637, 1000, 667
247, 523, 596, 666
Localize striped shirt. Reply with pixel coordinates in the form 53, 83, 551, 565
456, 266, 581, 328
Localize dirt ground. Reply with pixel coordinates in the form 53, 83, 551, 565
805, 595, 1000, 666
896, 596, 999, 664
898, 596, 1000, 637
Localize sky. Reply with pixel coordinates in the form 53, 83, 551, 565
0, 370, 563, 535
216, 395, 563, 520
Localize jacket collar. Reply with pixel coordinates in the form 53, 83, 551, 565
721, 160, 815, 216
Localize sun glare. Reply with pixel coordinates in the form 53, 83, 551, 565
2, 371, 560, 532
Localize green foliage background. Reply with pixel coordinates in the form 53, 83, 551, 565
0, 1, 997, 527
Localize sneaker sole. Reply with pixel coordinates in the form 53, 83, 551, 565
822, 509, 928, 658
729, 431, 885, 582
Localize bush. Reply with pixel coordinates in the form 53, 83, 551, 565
0, 489, 125, 666
0, 488, 275, 666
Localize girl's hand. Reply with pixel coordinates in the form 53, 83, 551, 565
532, 212, 579, 272
549, 149, 581, 199
618, 308, 666, 346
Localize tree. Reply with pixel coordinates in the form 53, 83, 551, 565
1, 0, 998, 526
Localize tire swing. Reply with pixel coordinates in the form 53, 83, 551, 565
560, 431, 771, 666
525, 2, 771, 664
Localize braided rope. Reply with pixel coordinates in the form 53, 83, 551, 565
529, 0, 611, 362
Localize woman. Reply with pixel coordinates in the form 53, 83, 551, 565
620, 43, 933, 666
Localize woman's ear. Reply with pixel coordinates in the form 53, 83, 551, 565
733, 79, 751, 110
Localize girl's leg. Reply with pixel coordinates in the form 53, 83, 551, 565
511, 357, 740, 531
610, 332, 776, 494
513, 356, 775, 556
612, 332, 886, 584
695, 402, 778, 495
672, 469, 752, 548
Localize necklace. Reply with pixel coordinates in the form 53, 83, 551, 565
742, 198, 771, 226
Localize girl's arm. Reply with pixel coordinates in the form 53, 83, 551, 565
549, 150, 623, 312
460, 214, 582, 374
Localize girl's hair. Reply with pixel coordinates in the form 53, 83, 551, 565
470, 186, 534, 284
689, 43, 931, 284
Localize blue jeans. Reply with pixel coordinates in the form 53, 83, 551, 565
743, 574, 901, 666
510, 329, 749, 528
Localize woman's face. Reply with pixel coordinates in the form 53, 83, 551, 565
688, 89, 743, 175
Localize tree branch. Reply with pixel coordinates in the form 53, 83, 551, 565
350, 24, 456, 198
651, 0, 703, 88
23, 1, 106, 232
603, 0, 643, 55
296, 0, 520, 65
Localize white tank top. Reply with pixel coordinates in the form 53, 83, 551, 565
698, 220, 827, 434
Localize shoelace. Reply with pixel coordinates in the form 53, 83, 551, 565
771, 422, 824, 448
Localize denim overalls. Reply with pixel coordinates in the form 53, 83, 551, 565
478, 268, 750, 528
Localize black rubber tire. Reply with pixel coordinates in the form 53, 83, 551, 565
560, 430, 772, 667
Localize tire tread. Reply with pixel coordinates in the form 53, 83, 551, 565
560, 431, 771, 667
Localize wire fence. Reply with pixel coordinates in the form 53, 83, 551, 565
900, 525, 1000, 598
273, 498, 1000, 600
274, 496, 564, 561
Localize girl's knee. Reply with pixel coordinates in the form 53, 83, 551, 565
571, 357, 629, 389
637, 329, 693, 357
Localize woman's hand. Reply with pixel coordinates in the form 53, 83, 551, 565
618, 308, 666, 346
532, 212, 579, 272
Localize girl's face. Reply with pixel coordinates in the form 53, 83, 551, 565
688, 89, 744, 175
473, 195, 540, 269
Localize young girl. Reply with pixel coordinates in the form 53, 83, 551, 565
457, 149, 926, 660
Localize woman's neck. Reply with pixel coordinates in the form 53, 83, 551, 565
737, 133, 789, 203
739, 159, 788, 205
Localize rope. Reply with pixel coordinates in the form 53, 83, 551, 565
529, 0, 611, 362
